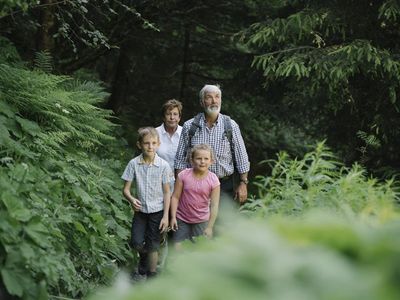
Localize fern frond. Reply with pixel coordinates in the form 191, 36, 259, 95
34, 50, 53, 73
62, 79, 110, 103
357, 130, 381, 148
0, 64, 115, 150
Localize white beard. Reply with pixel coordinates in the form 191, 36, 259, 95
205, 106, 220, 117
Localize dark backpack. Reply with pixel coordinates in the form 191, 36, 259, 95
187, 113, 236, 170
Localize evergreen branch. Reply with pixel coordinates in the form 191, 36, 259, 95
255, 46, 317, 58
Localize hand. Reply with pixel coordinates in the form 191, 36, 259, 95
203, 227, 213, 239
159, 217, 169, 233
170, 218, 178, 231
234, 182, 248, 204
130, 198, 141, 211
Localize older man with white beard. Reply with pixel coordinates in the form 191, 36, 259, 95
174, 84, 250, 206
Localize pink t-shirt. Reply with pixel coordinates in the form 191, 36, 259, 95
176, 168, 220, 223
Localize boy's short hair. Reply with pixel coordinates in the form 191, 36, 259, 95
190, 143, 214, 161
137, 127, 159, 144
162, 99, 183, 117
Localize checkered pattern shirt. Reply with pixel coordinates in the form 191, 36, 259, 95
174, 113, 250, 178
121, 154, 173, 213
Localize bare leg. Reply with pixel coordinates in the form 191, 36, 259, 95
174, 242, 182, 251
148, 250, 158, 273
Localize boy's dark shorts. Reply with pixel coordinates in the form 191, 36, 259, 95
130, 210, 164, 252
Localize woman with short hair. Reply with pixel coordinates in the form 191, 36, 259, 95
156, 99, 183, 173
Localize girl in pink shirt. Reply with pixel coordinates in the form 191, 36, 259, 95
170, 144, 220, 249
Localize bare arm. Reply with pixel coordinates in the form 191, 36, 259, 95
159, 182, 171, 233
123, 181, 141, 211
170, 177, 183, 231
235, 172, 249, 204
174, 168, 183, 178
231, 120, 250, 203
204, 185, 220, 238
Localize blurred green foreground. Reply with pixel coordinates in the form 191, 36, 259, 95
90, 143, 400, 300
90, 210, 400, 300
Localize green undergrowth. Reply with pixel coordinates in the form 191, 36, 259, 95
0, 41, 133, 299
2, 36, 400, 300
88, 143, 400, 300
242, 142, 399, 219
89, 211, 400, 300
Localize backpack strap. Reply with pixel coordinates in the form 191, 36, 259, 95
188, 113, 203, 147
223, 115, 237, 171
185, 113, 202, 162
187, 113, 236, 172
223, 115, 233, 145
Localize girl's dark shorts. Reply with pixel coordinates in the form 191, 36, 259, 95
173, 218, 208, 243
130, 210, 164, 252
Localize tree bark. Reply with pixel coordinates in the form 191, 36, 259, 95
36, 0, 56, 52
106, 43, 131, 114
179, 25, 190, 101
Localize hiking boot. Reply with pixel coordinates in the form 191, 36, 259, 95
146, 271, 158, 279
130, 271, 147, 283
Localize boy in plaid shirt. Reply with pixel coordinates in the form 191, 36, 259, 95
122, 127, 173, 278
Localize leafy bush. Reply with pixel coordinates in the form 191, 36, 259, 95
86, 142, 400, 300
239, 1, 400, 171
0, 49, 133, 299
88, 212, 400, 300
242, 142, 399, 218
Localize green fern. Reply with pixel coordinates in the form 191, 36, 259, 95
0, 45, 133, 299
0, 37, 23, 66
34, 50, 53, 73
0, 64, 115, 153
357, 130, 381, 149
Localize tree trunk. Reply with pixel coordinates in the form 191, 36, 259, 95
106, 43, 131, 114
179, 25, 190, 101
36, 0, 55, 52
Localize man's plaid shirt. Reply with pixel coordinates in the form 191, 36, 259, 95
174, 113, 250, 178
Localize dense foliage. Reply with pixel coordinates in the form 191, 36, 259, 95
243, 142, 398, 217
3, 1, 400, 175
1, 0, 318, 173
2, 1, 400, 299
91, 216, 400, 300
0, 0, 151, 54
239, 0, 400, 171
0, 0, 36, 17
0, 39, 133, 299
88, 145, 400, 300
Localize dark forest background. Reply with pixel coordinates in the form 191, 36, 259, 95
2, 1, 400, 300
3, 0, 400, 178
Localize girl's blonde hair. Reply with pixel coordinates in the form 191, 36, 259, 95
137, 127, 159, 144
190, 143, 214, 161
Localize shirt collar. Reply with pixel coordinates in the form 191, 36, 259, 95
161, 123, 182, 136
138, 153, 162, 166
200, 113, 222, 127
159, 123, 167, 134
